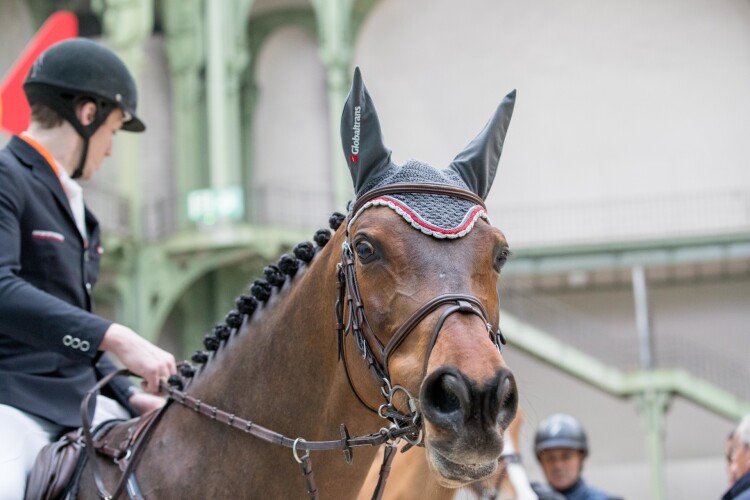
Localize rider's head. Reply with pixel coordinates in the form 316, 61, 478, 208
534, 413, 589, 492
23, 37, 145, 178
728, 415, 750, 486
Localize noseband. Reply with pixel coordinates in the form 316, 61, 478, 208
336, 183, 506, 444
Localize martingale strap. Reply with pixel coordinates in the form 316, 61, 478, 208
371, 442, 398, 500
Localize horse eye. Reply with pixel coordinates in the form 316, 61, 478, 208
355, 240, 376, 262
494, 248, 510, 272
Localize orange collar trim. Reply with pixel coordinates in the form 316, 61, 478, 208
19, 133, 61, 178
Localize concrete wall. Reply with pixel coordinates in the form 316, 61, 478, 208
353, 0, 750, 247
251, 25, 335, 225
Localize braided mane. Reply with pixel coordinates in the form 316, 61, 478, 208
167, 212, 347, 388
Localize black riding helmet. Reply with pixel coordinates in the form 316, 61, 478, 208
23, 37, 145, 178
534, 413, 589, 458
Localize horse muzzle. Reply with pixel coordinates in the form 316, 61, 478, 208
419, 366, 518, 486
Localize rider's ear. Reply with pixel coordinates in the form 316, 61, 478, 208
340, 67, 393, 195
76, 100, 98, 127
448, 90, 516, 200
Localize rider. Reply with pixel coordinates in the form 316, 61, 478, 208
723, 415, 750, 499
532, 413, 622, 500
0, 37, 176, 499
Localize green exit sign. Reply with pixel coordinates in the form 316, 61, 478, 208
187, 187, 244, 225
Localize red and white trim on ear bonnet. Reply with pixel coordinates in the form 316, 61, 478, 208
347, 160, 490, 239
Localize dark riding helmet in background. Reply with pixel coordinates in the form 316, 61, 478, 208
22, 37, 145, 177
534, 413, 589, 457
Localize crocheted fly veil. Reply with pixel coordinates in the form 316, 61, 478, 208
341, 68, 515, 238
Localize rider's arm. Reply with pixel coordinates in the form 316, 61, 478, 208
96, 354, 167, 415
0, 160, 176, 393
0, 160, 112, 361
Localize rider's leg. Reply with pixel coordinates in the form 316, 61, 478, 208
0, 396, 131, 499
0, 404, 65, 500
92, 395, 131, 426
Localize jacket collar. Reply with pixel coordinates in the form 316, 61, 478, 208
7, 135, 81, 241
724, 470, 750, 499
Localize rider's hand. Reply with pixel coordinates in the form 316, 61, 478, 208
100, 323, 176, 395
129, 391, 167, 415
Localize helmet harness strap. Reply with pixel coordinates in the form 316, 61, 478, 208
69, 96, 114, 179
25, 85, 114, 179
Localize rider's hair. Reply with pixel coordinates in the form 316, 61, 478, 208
737, 415, 750, 447
29, 103, 64, 129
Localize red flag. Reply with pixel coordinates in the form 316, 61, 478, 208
0, 11, 78, 135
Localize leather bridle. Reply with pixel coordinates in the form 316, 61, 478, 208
336, 182, 506, 444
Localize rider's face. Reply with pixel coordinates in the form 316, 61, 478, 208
728, 436, 750, 485
539, 447, 584, 492
81, 108, 124, 180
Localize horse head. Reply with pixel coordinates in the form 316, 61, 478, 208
339, 68, 518, 488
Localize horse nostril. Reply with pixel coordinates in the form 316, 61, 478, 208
495, 372, 518, 429
433, 376, 461, 414
421, 369, 471, 428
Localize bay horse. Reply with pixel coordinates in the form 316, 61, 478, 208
75, 68, 517, 499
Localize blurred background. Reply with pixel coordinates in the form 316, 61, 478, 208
1, 1, 749, 498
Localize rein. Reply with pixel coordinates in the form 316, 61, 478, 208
82, 182, 505, 500
81, 370, 414, 500
82, 370, 417, 500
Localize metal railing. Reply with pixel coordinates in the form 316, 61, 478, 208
250, 184, 338, 230
84, 186, 131, 237
88, 185, 750, 247
500, 285, 750, 401
495, 190, 750, 248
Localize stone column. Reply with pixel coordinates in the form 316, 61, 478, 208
94, 0, 153, 336
204, 0, 253, 224
311, 0, 355, 211
163, 0, 206, 230
94, 0, 153, 241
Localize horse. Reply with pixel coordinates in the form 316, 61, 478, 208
356, 408, 536, 500
74, 68, 518, 499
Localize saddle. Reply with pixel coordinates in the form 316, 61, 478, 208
24, 411, 160, 500
24, 429, 85, 500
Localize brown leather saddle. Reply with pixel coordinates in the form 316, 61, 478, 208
24, 411, 160, 500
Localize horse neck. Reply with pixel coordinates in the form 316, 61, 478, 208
131, 233, 386, 498
185, 230, 382, 448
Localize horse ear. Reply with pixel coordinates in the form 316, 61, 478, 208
340, 67, 392, 194
448, 90, 516, 200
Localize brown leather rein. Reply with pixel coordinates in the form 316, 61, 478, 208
81, 370, 413, 500
81, 182, 505, 500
